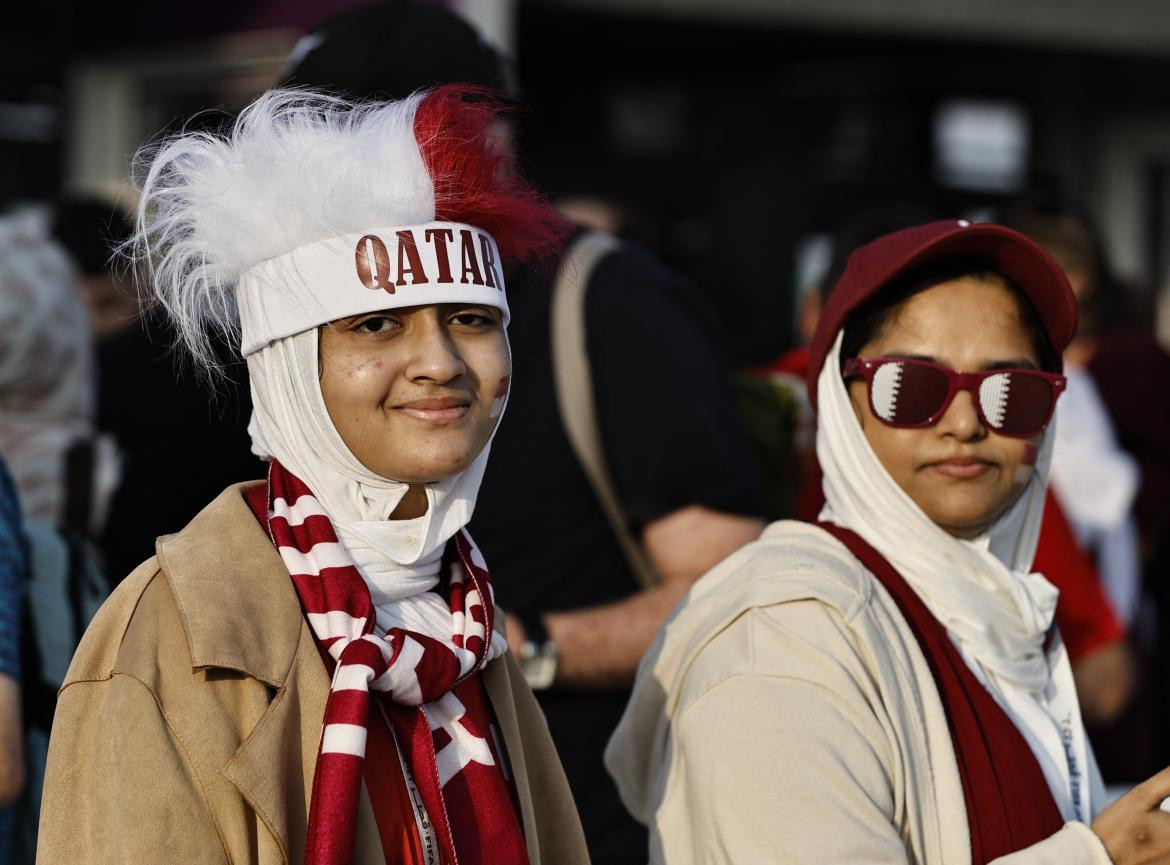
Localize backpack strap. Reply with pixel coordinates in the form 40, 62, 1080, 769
550, 231, 661, 589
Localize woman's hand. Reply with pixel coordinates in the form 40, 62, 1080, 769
1092, 766, 1170, 864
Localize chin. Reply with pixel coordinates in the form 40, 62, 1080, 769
383, 452, 482, 484
926, 504, 1000, 538
357, 429, 488, 483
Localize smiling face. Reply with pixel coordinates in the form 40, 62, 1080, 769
846, 276, 1044, 539
318, 303, 510, 484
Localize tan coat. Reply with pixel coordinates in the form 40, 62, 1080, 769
37, 483, 589, 865
606, 520, 1110, 865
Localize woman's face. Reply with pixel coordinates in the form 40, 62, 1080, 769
847, 276, 1043, 539
319, 303, 510, 484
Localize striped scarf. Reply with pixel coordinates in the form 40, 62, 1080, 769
266, 460, 529, 865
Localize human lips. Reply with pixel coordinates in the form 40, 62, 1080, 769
922, 455, 997, 479
393, 395, 471, 423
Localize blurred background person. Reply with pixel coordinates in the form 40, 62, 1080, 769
48, 192, 265, 584
1006, 195, 1143, 631
0, 454, 26, 865
285, 5, 767, 864
1005, 193, 1170, 785
0, 214, 110, 862
0, 214, 114, 534
50, 194, 140, 341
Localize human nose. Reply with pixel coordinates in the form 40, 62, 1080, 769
936, 387, 986, 441
403, 317, 466, 384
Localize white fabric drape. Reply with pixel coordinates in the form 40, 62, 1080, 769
1051, 366, 1141, 626
247, 326, 504, 642
817, 331, 1102, 822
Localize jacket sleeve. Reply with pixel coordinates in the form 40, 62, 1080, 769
37, 674, 230, 865
655, 603, 1114, 865
655, 605, 911, 865
990, 823, 1113, 865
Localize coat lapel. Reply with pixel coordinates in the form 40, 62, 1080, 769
221, 657, 319, 865
155, 482, 302, 687
156, 482, 383, 863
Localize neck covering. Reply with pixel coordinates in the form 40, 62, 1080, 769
247, 296, 516, 865
265, 461, 523, 865
817, 331, 1100, 822
247, 326, 503, 639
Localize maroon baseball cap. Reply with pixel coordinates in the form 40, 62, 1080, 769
807, 219, 1078, 406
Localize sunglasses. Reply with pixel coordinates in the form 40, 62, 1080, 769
843, 357, 1066, 438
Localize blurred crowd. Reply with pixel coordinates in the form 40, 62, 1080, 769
2, 2, 1170, 864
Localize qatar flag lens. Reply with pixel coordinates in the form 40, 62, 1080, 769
871, 361, 949, 425
990, 372, 1053, 436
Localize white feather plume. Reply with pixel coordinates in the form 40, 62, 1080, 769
128, 87, 435, 374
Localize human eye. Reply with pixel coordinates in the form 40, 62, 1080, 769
350, 315, 399, 335
448, 307, 500, 328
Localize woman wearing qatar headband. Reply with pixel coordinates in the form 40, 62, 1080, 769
37, 86, 588, 865
608, 220, 1170, 865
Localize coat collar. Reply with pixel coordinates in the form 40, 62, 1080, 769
155, 480, 303, 688
157, 481, 377, 863
154, 482, 543, 863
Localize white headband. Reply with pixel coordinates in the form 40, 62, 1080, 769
237, 220, 508, 356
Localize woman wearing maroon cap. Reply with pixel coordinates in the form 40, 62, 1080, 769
607, 220, 1170, 864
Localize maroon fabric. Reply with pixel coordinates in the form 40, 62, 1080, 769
817, 522, 1065, 863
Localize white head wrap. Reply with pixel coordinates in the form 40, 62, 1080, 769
132, 88, 513, 638
247, 323, 505, 636
817, 331, 1103, 821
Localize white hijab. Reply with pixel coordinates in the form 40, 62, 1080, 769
817, 331, 1102, 822
247, 326, 503, 640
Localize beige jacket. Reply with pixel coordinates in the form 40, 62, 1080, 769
37, 483, 589, 865
605, 520, 1111, 865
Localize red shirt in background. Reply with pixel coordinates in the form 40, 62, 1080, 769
1035, 489, 1126, 660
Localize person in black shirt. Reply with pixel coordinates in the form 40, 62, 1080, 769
285, 5, 766, 862
473, 243, 765, 863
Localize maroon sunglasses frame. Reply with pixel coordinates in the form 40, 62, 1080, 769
842, 357, 1067, 438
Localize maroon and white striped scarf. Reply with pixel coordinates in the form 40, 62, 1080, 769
265, 460, 529, 865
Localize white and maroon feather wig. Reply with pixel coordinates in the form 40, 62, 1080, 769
129, 85, 563, 375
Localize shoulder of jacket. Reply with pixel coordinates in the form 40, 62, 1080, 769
60, 558, 189, 692
690, 520, 875, 620
640, 522, 882, 713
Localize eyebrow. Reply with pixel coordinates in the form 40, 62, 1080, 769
879, 353, 1040, 371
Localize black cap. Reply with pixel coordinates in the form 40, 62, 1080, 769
284, 0, 517, 102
